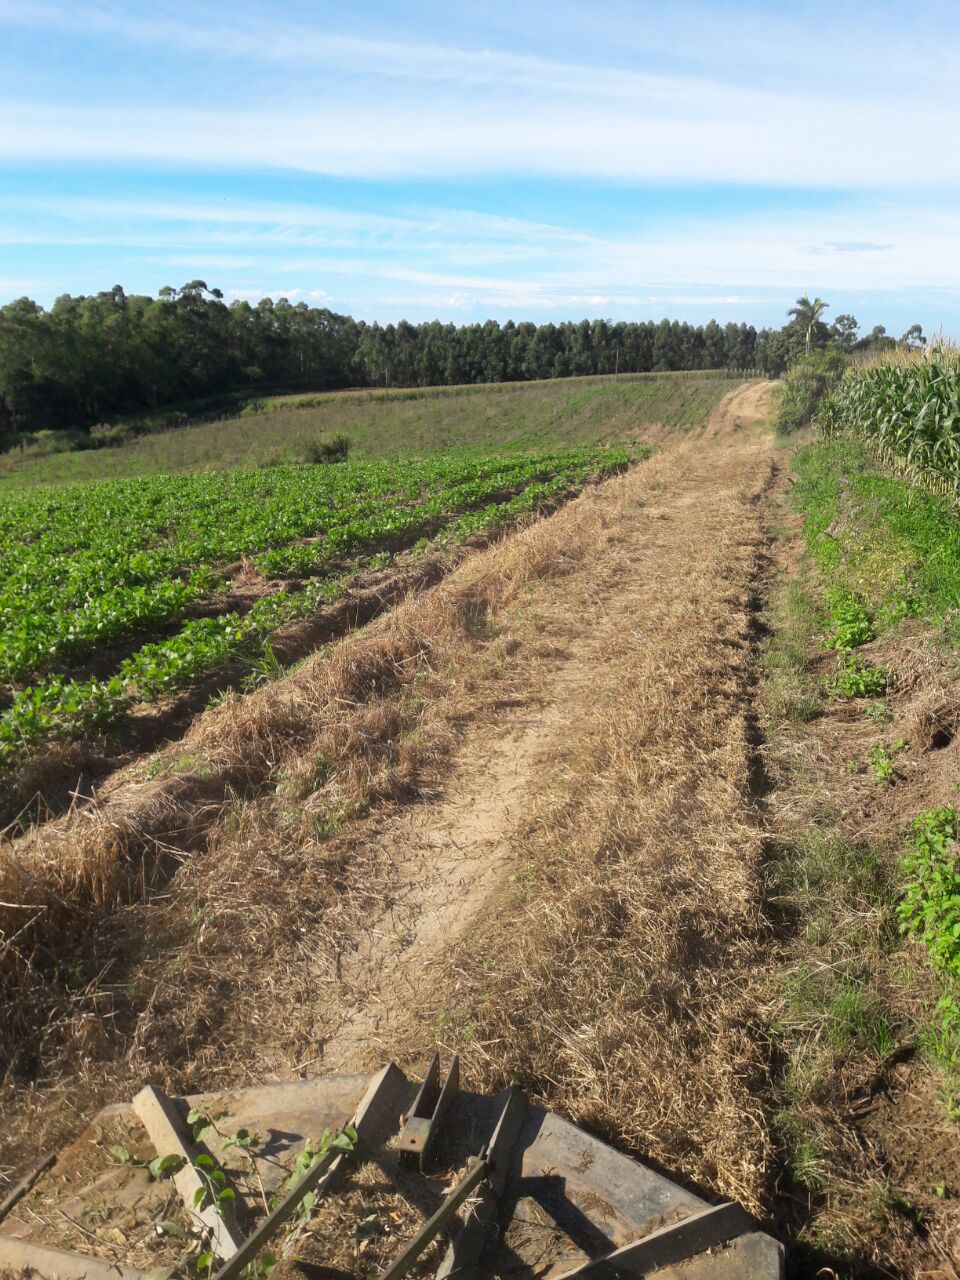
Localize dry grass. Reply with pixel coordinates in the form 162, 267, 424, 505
0, 456, 668, 1169
400, 436, 779, 1213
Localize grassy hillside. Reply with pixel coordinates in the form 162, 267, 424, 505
0, 371, 741, 488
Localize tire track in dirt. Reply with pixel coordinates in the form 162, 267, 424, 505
317, 381, 776, 1071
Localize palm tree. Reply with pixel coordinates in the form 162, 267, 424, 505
788, 295, 828, 356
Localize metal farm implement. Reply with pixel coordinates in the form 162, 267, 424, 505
0, 1055, 782, 1280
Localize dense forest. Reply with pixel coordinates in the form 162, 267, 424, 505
0, 282, 919, 439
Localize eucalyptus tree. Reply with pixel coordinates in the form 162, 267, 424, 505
830, 314, 860, 351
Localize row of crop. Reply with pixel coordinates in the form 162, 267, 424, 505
0, 450, 615, 682
816, 351, 960, 495
0, 574, 348, 759
0, 452, 627, 764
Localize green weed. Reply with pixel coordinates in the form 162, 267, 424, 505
867, 738, 906, 786
299, 433, 350, 464
899, 808, 960, 1072
864, 700, 891, 723
773, 1107, 827, 1191
824, 589, 874, 651
831, 653, 888, 698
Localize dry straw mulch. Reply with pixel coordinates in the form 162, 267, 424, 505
423, 433, 778, 1213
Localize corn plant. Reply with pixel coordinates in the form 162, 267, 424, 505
816, 348, 960, 497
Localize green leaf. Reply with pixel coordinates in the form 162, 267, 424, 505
350, 1213, 379, 1242
156, 1220, 189, 1241
148, 1153, 185, 1180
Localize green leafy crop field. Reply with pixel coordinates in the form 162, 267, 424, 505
0, 446, 630, 767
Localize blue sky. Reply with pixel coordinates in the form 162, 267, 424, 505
1, 0, 959, 335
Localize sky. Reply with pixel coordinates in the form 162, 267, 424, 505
1, 0, 959, 336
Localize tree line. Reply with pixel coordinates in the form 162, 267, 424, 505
0, 282, 924, 439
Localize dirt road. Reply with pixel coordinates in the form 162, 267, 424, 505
10, 381, 959, 1275
304, 380, 777, 1210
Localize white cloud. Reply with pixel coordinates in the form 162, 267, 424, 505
0, 91, 954, 189
0, 2, 844, 107
0, 0, 956, 192
0, 274, 38, 294
6, 190, 960, 301
226, 286, 303, 301
645, 295, 745, 306
807, 241, 895, 256
434, 292, 474, 311
162, 254, 255, 269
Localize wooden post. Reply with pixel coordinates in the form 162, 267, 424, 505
132, 1085, 245, 1259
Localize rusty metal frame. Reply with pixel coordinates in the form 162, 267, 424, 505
398, 1051, 461, 1173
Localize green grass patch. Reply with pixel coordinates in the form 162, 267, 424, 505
792, 438, 960, 638
784, 435, 960, 1086
0, 372, 740, 488
762, 574, 822, 723
762, 432, 960, 1258
765, 827, 905, 1216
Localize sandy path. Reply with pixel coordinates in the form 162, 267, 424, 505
318, 381, 775, 1069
